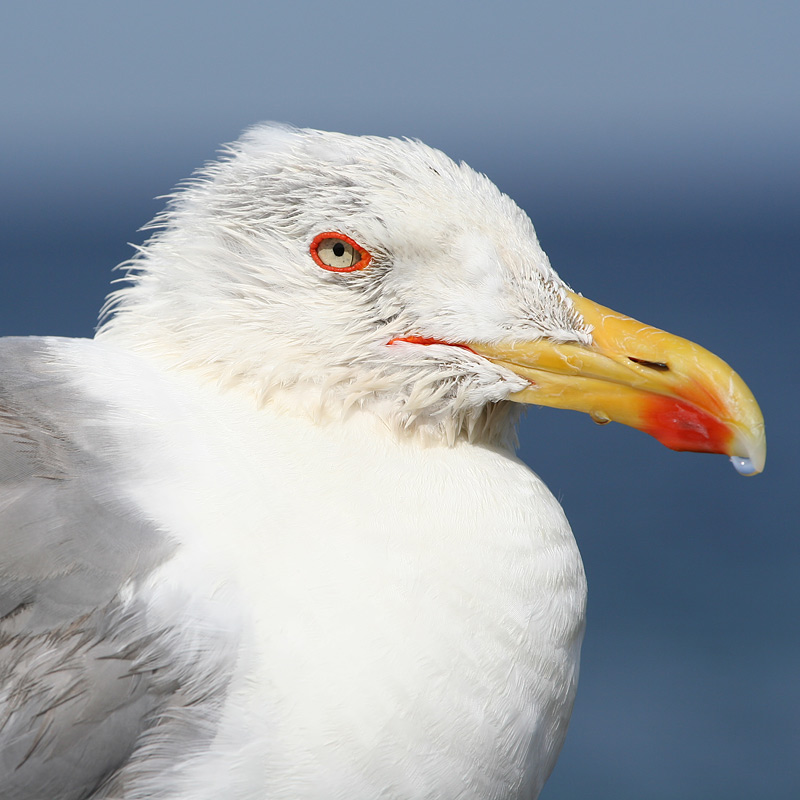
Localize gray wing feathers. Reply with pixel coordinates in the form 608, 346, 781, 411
0, 338, 223, 799
0, 616, 165, 800
0, 340, 171, 632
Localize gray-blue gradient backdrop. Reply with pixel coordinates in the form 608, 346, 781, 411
2, 2, 797, 798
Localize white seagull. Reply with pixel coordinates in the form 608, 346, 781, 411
0, 125, 765, 800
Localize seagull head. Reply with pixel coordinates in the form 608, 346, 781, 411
99, 125, 765, 471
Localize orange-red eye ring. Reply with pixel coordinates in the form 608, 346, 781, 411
309, 232, 372, 273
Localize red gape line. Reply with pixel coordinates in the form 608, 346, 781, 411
387, 336, 476, 353
309, 232, 372, 273
640, 394, 733, 454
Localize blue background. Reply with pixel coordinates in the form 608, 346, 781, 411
1, 2, 797, 797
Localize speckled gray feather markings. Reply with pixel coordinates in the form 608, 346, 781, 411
0, 338, 233, 799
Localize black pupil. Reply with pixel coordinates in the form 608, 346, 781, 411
332, 242, 345, 258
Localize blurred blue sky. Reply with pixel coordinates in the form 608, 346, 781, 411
1, 2, 798, 798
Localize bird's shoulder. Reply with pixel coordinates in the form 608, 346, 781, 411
0, 336, 231, 800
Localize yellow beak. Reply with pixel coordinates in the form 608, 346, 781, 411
468, 292, 766, 475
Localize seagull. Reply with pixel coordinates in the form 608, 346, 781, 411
0, 125, 765, 800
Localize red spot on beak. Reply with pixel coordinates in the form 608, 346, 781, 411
640, 394, 733, 454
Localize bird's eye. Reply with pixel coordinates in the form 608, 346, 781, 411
310, 233, 371, 272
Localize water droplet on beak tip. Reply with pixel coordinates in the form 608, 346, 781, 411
730, 455, 757, 476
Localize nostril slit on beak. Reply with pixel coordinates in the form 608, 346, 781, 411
629, 357, 670, 371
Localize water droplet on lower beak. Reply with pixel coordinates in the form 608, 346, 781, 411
590, 411, 611, 425
730, 456, 757, 476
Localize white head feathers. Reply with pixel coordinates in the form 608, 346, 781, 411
98, 125, 590, 445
